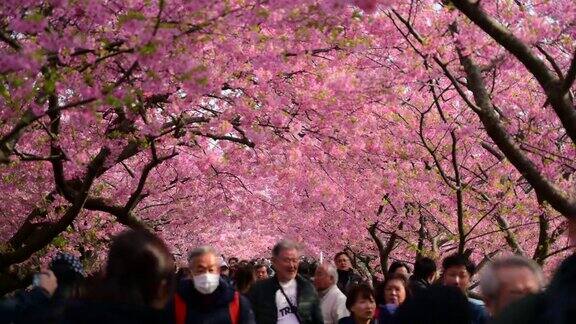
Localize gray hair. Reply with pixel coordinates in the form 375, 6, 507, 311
319, 263, 339, 283
272, 239, 300, 257
480, 255, 544, 299
187, 246, 218, 264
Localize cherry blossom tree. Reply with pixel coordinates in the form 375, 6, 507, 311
1, 0, 574, 293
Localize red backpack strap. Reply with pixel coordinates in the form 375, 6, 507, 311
174, 293, 187, 324
228, 291, 241, 324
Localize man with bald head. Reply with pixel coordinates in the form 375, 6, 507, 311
314, 263, 349, 324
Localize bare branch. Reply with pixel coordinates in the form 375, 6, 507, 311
452, 0, 576, 146
0, 30, 21, 51
454, 27, 576, 218
562, 50, 576, 94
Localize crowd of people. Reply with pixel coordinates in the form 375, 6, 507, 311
1, 229, 575, 323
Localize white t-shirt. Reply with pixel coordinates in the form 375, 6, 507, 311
319, 285, 349, 324
275, 279, 299, 324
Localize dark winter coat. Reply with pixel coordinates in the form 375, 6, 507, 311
168, 278, 255, 324
377, 305, 397, 324
61, 300, 167, 324
408, 277, 430, 298
336, 270, 363, 296
468, 298, 489, 324
248, 275, 323, 324
0, 287, 54, 323
337, 316, 376, 324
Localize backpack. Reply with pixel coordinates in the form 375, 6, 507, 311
174, 291, 240, 324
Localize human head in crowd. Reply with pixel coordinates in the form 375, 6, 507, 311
271, 239, 300, 283
298, 258, 317, 280
228, 257, 239, 268
334, 252, 353, 271
394, 285, 472, 324
188, 246, 221, 295
254, 263, 269, 281
442, 253, 476, 294
480, 255, 544, 317
49, 252, 86, 300
234, 263, 255, 294
388, 261, 411, 279
105, 229, 176, 309
220, 258, 230, 278
382, 273, 408, 307
413, 257, 437, 283
314, 263, 338, 292
345, 284, 377, 323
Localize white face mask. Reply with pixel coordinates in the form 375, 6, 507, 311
193, 273, 220, 294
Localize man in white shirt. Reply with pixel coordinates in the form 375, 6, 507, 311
248, 240, 323, 324
314, 263, 349, 324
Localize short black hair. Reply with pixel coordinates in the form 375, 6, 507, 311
345, 284, 375, 311
413, 257, 437, 280
442, 254, 476, 276
388, 261, 411, 276
334, 251, 351, 262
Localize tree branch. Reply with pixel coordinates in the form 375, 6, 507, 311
0, 30, 21, 51
0, 148, 109, 268
454, 30, 576, 218
451, 0, 576, 146
562, 50, 576, 94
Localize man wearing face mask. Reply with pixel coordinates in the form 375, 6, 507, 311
169, 246, 256, 324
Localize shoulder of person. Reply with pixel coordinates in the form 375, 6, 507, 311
351, 271, 363, 281
248, 277, 277, 295
491, 293, 544, 324
330, 285, 347, 299
238, 293, 253, 309
176, 278, 193, 294
468, 297, 485, 307
337, 316, 354, 324
296, 275, 317, 291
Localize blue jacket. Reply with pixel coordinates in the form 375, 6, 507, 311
0, 287, 56, 323
468, 298, 489, 324
377, 305, 397, 324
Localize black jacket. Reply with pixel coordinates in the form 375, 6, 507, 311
338, 317, 376, 324
336, 270, 363, 295
61, 301, 167, 324
248, 275, 323, 324
168, 278, 255, 324
0, 287, 54, 323
408, 277, 430, 297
